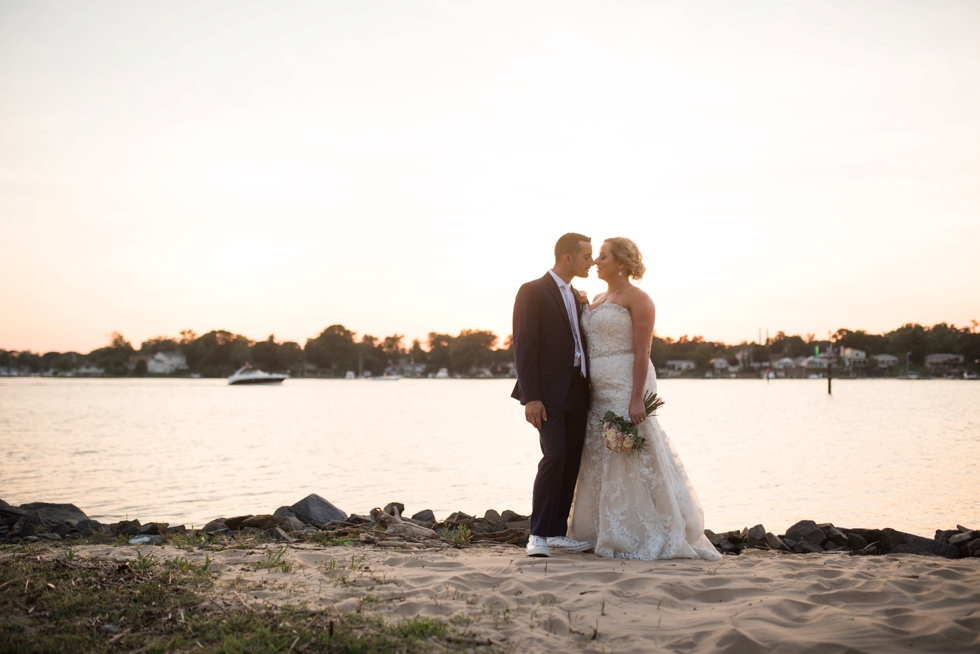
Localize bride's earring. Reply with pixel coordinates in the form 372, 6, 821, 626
619, 270, 623, 276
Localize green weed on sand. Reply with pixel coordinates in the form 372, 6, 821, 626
0, 547, 470, 653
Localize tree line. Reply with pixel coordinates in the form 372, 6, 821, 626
0, 326, 513, 378
650, 322, 980, 372
1, 320, 976, 378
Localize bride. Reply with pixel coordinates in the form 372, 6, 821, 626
568, 237, 720, 561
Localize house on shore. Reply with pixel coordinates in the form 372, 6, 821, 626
147, 352, 189, 375
840, 348, 868, 368
663, 360, 696, 377
925, 353, 965, 375
77, 362, 105, 377
872, 354, 898, 368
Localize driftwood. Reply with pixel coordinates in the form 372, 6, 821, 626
369, 507, 437, 540
471, 528, 529, 545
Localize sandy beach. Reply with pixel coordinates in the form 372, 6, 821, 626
60, 541, 980, 653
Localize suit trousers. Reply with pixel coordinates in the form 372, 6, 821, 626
530, 371, 589, 538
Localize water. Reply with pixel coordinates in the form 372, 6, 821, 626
1, 378, 978, 537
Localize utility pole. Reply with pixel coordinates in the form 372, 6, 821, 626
828, 337, 833, 395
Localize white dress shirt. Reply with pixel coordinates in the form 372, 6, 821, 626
548, 269, 587, 378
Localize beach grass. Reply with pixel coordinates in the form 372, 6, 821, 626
0, 544, 462, 653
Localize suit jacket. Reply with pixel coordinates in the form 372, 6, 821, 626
511, 272, 588, 409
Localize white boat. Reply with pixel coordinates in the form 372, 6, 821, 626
369, 374, 402, 381
227, 364, 288, 385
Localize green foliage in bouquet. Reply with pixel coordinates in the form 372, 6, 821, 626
599, 391, 665, 454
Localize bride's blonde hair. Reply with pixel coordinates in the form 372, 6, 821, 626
604, 237, 646, 280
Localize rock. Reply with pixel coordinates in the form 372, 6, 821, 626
412, 509, 436, 524
879, 528, 960, 558
878, 528, 908, 552
137, 523, 168, 536
99, 624, 123, 635
19, 502, 88, 525
718, 540, 738, 555
23, 535, 40, 543
850, 544, 879, 556
967, 539, 980, 557
484, 509, 501, 524
167, 525, 186, 534
224, 516, 253, 531
498, 510, 526, 529
948, 531, 979, 546
845, 532, 867, 550
290, 494, 347, 525
273, 506, 297, 519
792, 540, 823, 554
280, 516, 305, 532
344, 514, 375, 526
705, 530, 721, 546
202, 520, 229, 536
844, 528, 881, 544
51, 523, 72, 537
935, 529, 960, 543
240, 515, 284, 530
469, 519, 494, 533
40, 533, 61, 541
724, 530, 745, 545
444, 512, 473, 527
384, 503, 405, 517
0, 504, 27, 523
822, 526, 848, 547
268, 527, 294, 542
785, 520, 826, 546
113, 519, 141, 535
240, 527, 266, 536
370, 507, 437, 539
746, 525, 768, 549
506, 520, 530, 530
128, 535, 163, 545
75, 519, 104, 535
766, 532, 791, 552
957, 524, 975, 532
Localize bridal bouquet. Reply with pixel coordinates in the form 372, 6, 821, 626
600, 391, 665, 454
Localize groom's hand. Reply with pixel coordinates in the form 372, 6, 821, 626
525, 400, 547, 430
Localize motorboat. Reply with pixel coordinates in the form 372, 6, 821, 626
227, 364, 288, 385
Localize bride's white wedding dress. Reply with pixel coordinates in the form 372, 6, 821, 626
568, 303, 721, 561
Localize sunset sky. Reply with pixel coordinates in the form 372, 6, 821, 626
2, 1, 978, 354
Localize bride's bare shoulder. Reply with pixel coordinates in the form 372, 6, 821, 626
626, 287, 655, 314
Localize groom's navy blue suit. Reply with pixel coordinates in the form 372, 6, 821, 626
512, 272, 590, 538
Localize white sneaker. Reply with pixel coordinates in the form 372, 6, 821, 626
547, 536, 592, 552
526, 535, 550, 557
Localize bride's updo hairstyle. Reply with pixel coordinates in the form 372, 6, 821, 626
605, 237, 646, 280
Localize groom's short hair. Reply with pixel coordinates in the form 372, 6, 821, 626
555, 233, 591, 262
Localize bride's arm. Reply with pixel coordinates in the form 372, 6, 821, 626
628, 292, 656, 425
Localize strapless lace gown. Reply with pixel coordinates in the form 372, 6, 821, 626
568, 303, 721, 561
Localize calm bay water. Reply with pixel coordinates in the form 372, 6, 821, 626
1, 378, 978, 537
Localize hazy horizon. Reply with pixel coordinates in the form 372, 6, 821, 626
2, 1, 978, 354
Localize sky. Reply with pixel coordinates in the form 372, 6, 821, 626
1, 0, 978, 354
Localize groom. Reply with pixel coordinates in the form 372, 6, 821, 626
512, 233, 594, 557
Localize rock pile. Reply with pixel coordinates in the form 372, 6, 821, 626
0, 495, 532, 548
708, 520, 980, 558
4, 496, 977, 559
